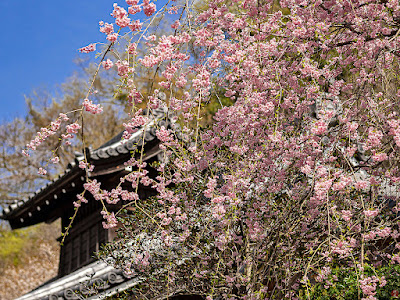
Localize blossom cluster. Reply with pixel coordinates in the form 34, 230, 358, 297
79, 43, 96, 53
83, 98, 103, 114
25, 113, 69, 152
50, 0, 400, 298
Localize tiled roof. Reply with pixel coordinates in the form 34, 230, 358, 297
0, 163, 79, 220
15, 260, 140, 300
0, 106, 175, 222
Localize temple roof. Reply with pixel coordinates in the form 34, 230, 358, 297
15, 260, 140, 300
0, 107, 175, 229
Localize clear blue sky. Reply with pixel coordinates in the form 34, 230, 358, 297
0, 1, 118, 121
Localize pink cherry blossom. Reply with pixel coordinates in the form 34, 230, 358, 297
99, 21, 114, 34
79, 43, 96, 53
25, 0, 400, 297
106, 33, 118, 42
364, 209, 379, 218
102, 59, 113, 70
143, 0, 156, 17
83, 98, 103, 114
37, 167, 47, 175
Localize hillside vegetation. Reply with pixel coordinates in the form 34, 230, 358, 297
0, 221, 59, 300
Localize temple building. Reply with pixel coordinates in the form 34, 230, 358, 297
0, 108, 197, 300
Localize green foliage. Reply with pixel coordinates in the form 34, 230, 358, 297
0, 224, 31, 268
299, 264, 400, 300
0, 222, 59, 271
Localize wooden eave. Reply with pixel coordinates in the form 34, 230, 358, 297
2, 142, 162, 229
3, 166, 85, 229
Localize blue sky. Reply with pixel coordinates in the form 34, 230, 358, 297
0, 1, 117, 121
